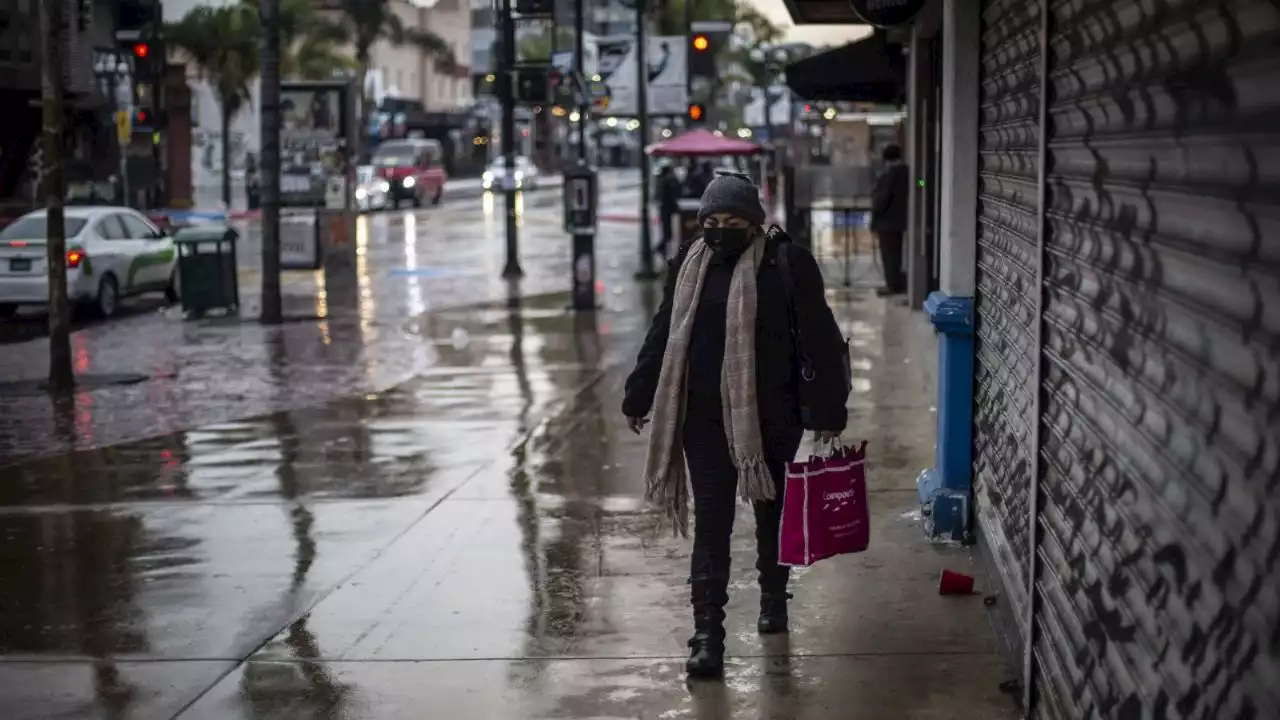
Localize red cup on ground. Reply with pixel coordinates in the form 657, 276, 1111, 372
939, 569, 976, 595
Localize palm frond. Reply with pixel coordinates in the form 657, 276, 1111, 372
384, 11, 407, 45
406, 28, 456, 72
165, 4, 259, 109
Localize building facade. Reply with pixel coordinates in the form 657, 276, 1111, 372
0, 0, 154, 211
784, 0, 1280, 716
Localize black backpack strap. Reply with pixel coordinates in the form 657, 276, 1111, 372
776, 240, 814, 380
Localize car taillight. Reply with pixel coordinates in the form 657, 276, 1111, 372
67, 249, 84, 269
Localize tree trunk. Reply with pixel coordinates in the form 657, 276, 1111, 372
39, 0, 73, 392
220, 104, 233, 208
259, 0, 283, 324
355, 54, 370, 164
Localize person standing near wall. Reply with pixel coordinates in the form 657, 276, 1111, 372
871, 144, 909, 296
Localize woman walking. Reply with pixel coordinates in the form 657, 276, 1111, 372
623, 172, 850, 677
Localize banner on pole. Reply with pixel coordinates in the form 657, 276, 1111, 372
596, 35, 687, 116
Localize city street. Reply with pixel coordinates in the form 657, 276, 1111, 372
0, 182, 1015, 719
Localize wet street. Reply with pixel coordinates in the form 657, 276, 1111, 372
0, 183, 1016, 719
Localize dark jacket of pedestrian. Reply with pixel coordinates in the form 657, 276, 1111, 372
622, 171, 849, 679
658, 168, 681, 215
871, 158, 909, 234
684, 163, 714, 199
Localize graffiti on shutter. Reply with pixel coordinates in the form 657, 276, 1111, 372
1032, 0, 1280, 717
974, 0, 1042, 667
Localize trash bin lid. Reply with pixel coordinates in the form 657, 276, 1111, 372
173, 224, 238, 245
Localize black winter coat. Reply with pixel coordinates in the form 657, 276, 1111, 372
622, 233, 849, 450
871, 163, 910, 234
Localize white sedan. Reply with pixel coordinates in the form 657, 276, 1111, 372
0, 206, 178, 319
482, 156, 540, 191
354, 165, 391, 211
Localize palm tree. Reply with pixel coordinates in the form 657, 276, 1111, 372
651, 0, 737, 36
328, 0, 457, 160
166, 5, 261, 207
245, 0, 355, 80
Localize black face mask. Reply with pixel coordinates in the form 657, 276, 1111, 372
702, 227, 754, 256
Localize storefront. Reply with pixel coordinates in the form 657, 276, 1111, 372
785, 0, 1280, 715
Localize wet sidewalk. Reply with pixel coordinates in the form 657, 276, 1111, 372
0, 270, 1017, 718
0, 181, 645, 463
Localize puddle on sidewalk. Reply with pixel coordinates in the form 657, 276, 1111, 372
0, 293, 615, 508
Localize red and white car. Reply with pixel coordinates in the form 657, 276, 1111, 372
371, 138, 447, 208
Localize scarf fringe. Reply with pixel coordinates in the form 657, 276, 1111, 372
645, 460, 691, 538
736, 454, 776, 502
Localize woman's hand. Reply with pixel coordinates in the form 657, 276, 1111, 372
813, 430, 841, 443
627, 416, 650, 435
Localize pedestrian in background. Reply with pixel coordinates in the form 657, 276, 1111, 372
623, 172, 849, 678
657, 164, 682, 259
684, 160, 714, 199
871, 144, 909, 296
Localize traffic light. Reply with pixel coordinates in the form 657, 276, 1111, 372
513, 67, 551, 105
132, 42, 150, 60
687, 103, 706, 123
689, 33, 715, 79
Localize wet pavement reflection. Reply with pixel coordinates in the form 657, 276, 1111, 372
0, 192, 1014, 718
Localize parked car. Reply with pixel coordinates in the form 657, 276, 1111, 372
371, 138, 447, 207
0, 206, 178, 319
482, 156, 540, 192
354, 165, 391, 211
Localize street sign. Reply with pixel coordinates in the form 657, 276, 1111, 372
115, 110, 132, 145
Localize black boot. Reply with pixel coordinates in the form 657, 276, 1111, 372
757, 590, 792, 634
686, 630, 725, 677
686, 572, 728, 678
754, 499, 792, 634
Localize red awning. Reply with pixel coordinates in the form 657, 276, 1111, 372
645, 129, 763, 157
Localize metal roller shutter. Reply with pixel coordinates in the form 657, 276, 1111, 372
1030, 0, 1280, 717
974, 0, 1043, 669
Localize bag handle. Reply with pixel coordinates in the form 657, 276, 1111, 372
809, 435, 844, 461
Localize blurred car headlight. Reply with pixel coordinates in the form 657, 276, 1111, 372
355, 188, 368, 200
482, 171, 494, 182
514, 171, 524, 181
402, 175, 416, 188
374, 179, 390, 193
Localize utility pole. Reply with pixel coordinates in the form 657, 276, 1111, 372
259, 0, 283, 323
573, 0, 586, 159
39, 0, 73, 392
634, 0, 656, 278
499, 0, 522, 278
567, 0, 597, 311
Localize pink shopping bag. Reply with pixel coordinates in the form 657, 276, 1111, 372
779, 441, 870, 567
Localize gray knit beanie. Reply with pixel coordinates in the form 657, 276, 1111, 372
697, 171, 766, 228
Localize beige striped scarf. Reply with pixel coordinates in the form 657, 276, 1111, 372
643, 236, 774, 538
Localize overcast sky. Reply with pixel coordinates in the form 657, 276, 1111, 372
749, 0, 874, 48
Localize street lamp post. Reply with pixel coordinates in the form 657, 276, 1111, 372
107, 62, 131, 206
750, 44, 789, 205
499, 0, 522, 279
635, 0, 657, 279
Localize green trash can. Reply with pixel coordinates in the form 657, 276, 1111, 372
173, 224, 240, 318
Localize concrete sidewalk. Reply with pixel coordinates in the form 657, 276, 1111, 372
0, 265, 1017, 718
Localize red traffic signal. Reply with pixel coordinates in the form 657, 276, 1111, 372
134, 109, 149, 124
132, 42, 150, 59
688, 103, 705, 122
692, 34, 709, 52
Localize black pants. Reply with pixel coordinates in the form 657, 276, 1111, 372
878, 230, 906, 293
683, 401, 791, 639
